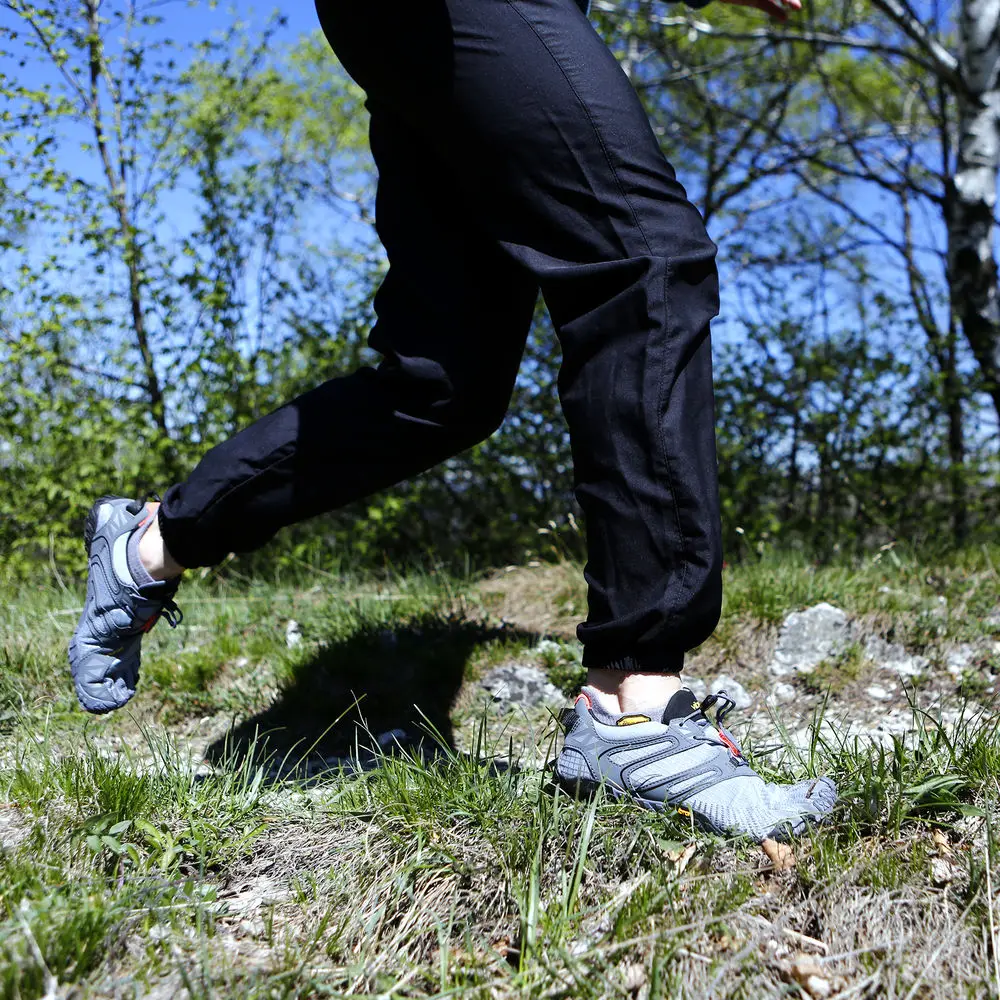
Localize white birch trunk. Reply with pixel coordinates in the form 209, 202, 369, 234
951, 0, 1000, 421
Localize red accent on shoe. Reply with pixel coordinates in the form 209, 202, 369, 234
576, 692, 593, 710
719, 731, 743, 759
140, 612, 161, 634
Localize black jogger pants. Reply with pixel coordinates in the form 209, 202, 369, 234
159, 0, 724, 673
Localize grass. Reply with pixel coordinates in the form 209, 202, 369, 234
1, 547, 999, 997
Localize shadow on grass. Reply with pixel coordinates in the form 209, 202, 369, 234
203, 613, 540, 781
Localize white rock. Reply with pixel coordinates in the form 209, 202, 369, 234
866, 684, 891, 700
889, 656, 928, 679
681, 675, 707, 701
864, 637, 893, 660
768, 603, 852, 676
789, 719, 840, 750
710, 674, 752, 709
790, 726, 812, 749
856, 708, 914, 744
940, 704, 987, 727
480, 664, 564, 712
945, 644, 976, 678
768, 682, 797, 705
285, 620, 302, 649
865, 636, 929, 679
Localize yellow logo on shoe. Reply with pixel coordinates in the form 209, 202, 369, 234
616, 714, 651, 726
677, 806, 692, 817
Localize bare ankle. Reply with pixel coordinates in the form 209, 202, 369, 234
586, 668, 683, 714
138, 504, 185, 580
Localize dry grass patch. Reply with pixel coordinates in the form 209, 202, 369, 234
477, 562, 584, 638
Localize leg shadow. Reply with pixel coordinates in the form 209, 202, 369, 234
203, 612, 539, 781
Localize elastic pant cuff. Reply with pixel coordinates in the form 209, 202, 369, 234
582, 651, 684, 674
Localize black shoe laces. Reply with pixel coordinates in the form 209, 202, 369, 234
698, 692, 737, 727
161, 599, 183, 628
685, 692, 749, 766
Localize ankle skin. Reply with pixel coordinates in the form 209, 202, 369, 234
585, 668, 683, 715
137, 504, 186, 581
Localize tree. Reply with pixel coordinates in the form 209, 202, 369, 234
594, 0, 1000, 543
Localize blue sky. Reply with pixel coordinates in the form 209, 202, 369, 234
4, 2, 331, 228
7, 2, 316, 81
3, 0, 920, 317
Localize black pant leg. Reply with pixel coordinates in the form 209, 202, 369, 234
166, 0, 722, 671
318, 0, 723, 669
158, 107, 538, 568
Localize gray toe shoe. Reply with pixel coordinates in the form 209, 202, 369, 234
555, 687, 837, 841
69, 495, 182, 714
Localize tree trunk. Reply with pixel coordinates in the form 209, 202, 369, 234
84, 0, 176, 473
783, 406, 801, 524
944, 320, 969, 542
950, 0, 1000, 428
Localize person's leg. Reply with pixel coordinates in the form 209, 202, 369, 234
311, 0, 835, 839
316, 0, 720, 702
69, 103, 539, 713
153, 107, 539, 570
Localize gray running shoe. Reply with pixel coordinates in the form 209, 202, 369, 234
69, 496, 182, 714
555, 687, 836, 841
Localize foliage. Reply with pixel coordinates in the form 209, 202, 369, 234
0, 0, 998, 582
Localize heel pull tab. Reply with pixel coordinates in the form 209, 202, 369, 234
559, 699, 587, 733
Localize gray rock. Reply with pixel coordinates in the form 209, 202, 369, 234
863, 636, 896, 661
768, 603, 852, 676
985, 610, 1000, 631
710, 674, 752, 710
480, 664, 564, 711
865, 636, 929, 679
